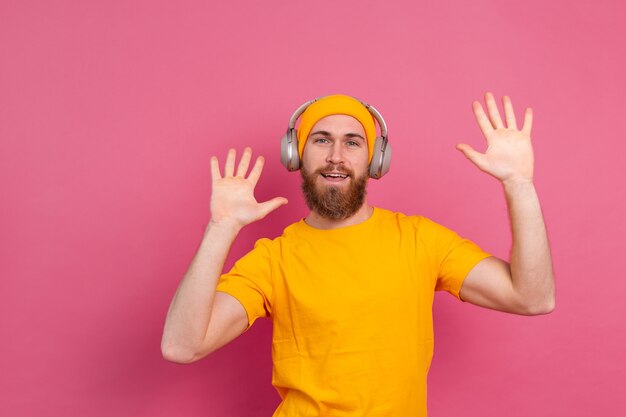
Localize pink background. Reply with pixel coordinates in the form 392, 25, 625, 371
1, 0, 625, 416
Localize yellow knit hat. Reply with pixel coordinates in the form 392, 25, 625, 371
296, 95, 377, 162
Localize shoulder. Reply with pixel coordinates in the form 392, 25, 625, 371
373, 207, 460, 242
374, 207, 436, 229
250, 220, 302, 252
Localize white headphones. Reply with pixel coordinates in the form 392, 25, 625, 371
280, 96, 392, 179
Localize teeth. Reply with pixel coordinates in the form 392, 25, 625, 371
322, 173, 348, 178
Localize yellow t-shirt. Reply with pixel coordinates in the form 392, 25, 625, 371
217, 207, 491, 417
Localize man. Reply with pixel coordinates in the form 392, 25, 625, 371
161, 93, 555, 416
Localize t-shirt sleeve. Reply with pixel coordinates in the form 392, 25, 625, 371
216, 238, 274, 330
417, 217, 492, 301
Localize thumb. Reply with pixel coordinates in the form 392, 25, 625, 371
456, 143, 488, 171
258, 197, 288, 218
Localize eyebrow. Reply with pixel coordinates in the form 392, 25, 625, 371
309, 130, 366, 142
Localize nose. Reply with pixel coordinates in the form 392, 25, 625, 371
326, 141, 344, 165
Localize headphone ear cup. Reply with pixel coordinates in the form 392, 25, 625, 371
369, 137, 392, 179
280, 129, 300, 171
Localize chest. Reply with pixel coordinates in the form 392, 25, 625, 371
270, 235, 436, 339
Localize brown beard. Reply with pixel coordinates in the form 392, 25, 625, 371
300, 163, 368, 220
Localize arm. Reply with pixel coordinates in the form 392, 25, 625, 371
161, 148, 288, 363
456, 93, 555, 315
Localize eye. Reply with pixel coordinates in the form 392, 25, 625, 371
314, 137, 330, 144
346, 140, 360, 147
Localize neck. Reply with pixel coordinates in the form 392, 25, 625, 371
304, 202, 374, 230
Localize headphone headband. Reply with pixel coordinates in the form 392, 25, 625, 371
287, 96, 388, 139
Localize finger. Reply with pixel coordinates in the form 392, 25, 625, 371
247, 156, 265, 186
522, 107, 533, 135
502, 96, 517, 130
485, 92, 504, 129
224, 148, 236, 177
456, 143, 489, 171
472, 101, 494, 136
258, 197, 288, 218
210, 156, 222, 185
236, 147, 252, 177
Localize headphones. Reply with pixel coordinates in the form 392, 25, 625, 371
280, 96, 392, 179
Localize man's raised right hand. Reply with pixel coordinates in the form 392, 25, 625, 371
209, 147, 288, 230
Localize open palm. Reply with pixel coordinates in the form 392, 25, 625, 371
457, 92, 534, 185
210, 148, 287, 229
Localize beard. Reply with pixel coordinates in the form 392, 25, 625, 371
300, 163, 368, 220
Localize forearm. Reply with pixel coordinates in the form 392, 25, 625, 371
161, 221, 241, 359
503, 180, 555, 313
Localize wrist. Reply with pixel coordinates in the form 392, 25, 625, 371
501, 176, 534, 189
501, 178, 537, 202
205, 218, 243, 237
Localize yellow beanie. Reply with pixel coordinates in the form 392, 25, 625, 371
296, 95, 377, 162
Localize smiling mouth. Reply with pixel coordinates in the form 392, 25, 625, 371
321, 173, 349, 179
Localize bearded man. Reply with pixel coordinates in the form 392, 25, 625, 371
161, 94, 555, 417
